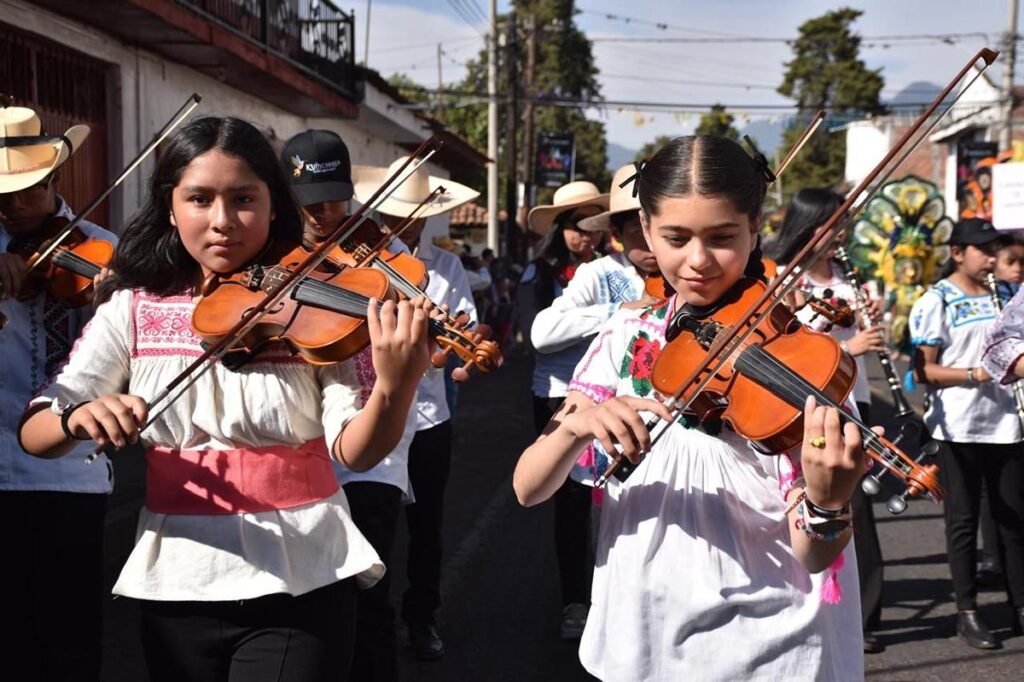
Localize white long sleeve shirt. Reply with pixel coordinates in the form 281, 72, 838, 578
528, 253, 645, 397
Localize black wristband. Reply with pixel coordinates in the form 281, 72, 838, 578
804, 497, 850, 519
60, 402, 89, 441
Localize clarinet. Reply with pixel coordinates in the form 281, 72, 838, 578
834, 246, 915, 418
984, 272, 1024, 431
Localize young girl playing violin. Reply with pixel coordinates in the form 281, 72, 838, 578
18, 116, 432, 682
514, 135, 866, 681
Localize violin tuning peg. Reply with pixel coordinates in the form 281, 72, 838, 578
861, 475, 882, 497
886, 492, 909, 515
920, 441, 940, 458
452, 363, 471, 383
429, 349, 449, 368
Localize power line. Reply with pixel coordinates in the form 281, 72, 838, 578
444, 0, 485, 37
588, 32, 997, 45
369, 35, 480, 54
452, 0, 488, 25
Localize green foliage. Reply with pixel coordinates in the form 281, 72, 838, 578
695, 105, 740, 140
385, 1, 608, 207
635, 135, 674, 163
777, 8, 884, 196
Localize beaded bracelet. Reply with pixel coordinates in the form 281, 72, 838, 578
795, 502, 851, 542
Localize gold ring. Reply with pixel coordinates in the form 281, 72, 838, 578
810, 436, 826, 448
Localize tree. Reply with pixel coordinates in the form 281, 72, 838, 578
635, 135, 674, 162
695, 105, 740, 140
385, 1, 609, 207
777, 8, 884, 194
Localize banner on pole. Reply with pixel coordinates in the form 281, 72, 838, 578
535, 133, 575, 188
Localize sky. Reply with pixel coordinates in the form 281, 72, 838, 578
356, 1, 1018, 154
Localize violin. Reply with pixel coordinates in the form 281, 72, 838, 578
3, 215, 113, 306
313, 211, 502, 378
594, 48, 1002, 513
192, 241, 502, 377
633, 278, 942, 513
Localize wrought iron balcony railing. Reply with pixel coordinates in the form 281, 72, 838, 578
178, 0, 358, 99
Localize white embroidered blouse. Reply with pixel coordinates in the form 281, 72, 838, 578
32, 288, 384, 601
568, 301, 863, 681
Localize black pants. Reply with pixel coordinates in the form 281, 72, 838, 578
402, 420, 453, 626
938, 440, 1024, 610
853, 402, 884, 631
344, 482, 403, 682
979, 480, 1002, 565
533, 395, 593, 606
0, 490, 106, 682
139, 579, 356, 682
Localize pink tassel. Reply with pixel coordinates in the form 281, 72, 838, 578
591, 486, 604, 506
821, 552, 845, 605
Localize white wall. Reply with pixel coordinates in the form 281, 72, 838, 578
844, 120, 891, 187
2, 0, 451, 238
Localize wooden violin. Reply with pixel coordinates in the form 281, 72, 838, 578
192, 240, 502, 377
622, 278, 943, 511
4, 215, 112, 306
312, 209, 503, 379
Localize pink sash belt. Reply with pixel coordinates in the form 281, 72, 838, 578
146, 440, 339, 515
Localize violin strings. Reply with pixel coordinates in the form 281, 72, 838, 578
734, 343, 910, 474
289, 273, 449, 338
52, 249, 101, 279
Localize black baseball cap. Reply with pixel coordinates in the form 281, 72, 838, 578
950, 218, 1002, 246
281, 129, 353, 205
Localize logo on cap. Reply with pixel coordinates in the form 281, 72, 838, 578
290, 154, 305, 177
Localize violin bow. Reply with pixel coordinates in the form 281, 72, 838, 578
25, 94, 203, 274
597, 48, 998, 487
85, 137, 443, 462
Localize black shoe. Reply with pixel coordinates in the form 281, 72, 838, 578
408, 622, 445, 661
1013, 607, 1024, 637
957, 610, 1000, 650
863, 631, 884, 654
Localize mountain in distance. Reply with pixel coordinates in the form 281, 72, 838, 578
607, 141, 637, 171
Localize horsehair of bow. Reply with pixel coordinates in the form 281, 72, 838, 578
28, 94, 203, 274
85, 138, 443, 462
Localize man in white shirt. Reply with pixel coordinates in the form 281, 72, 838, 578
1, 106, 115, 681
353, 158, 480, 661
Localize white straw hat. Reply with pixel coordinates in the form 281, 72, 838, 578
526, 181, 609, 235
352, 156, 480, 218
0, 106, 89, 194
578, 164, 642, 232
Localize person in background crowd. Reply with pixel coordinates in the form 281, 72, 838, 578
767, 187, 889, 653
517, 180, 609, 640
910, 218, 1024, 650
281, 128, 419, 682
353, 157, 480, 661
1, 103, 115, 682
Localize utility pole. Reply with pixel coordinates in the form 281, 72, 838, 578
520, 15, 537, 220
505, 11, 519, 260
437, 43, 445, 124
363, 0, 371, 65
1001, 0, 1019, 150
486, 0, 499, 255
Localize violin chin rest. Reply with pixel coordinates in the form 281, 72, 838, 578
199, 272, 221, 296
